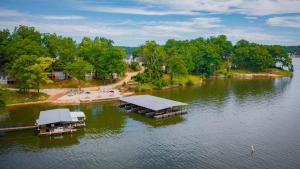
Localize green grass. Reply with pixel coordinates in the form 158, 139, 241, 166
163, 74, 202, 85
0, 89, 49, 105
132, 83, 155, 92
228, 68, 293, 76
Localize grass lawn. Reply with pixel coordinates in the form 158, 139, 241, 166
228, 68, 293, 76
163, 74, 203, 85
0, 88, 49, 105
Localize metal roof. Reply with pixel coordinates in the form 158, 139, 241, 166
36, 109, 78, 125
70, 111, 85, 121
119, 95, 188, 111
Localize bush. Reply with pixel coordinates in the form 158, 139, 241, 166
130, 61, 139, 71
186, 79, 194, 86
153, 79, 168, 89
134, 73, 149, 83
0, 99, 5, 109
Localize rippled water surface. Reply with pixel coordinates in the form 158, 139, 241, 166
1, 59, 300, 169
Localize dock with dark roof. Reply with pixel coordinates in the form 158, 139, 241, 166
119, 95, 188, 119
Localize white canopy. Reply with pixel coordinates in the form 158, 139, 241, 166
120, 95, 187, 111
36, 109, 84, 125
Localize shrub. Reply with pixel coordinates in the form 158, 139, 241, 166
186, 79, 194, 86
134, 73, 149, 83
153, 79, 168, 89
130, 61, 139, 71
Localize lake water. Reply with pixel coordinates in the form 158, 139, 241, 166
1, 59, 300, 169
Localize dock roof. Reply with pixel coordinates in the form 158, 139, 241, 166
120, 95, 188, 111
36, 109, 78, 125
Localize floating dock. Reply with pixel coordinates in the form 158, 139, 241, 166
119, 95, 188, 119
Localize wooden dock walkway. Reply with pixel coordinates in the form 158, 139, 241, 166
0, 126, 36, 132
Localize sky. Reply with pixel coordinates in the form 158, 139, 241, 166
0, 0, 300, 46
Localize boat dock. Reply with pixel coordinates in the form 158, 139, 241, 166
0, 126, 36, 132
119, 95, 188, 119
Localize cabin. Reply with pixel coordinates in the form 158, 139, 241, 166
35, 109, 86, 136
0, 72, 16, 85
48, 71, 69, 80
119, 95, 188, 119
0, 72, 7, 85
85, 72, 95, 80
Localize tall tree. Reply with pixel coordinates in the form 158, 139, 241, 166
66, 58, 94, 90
26, 57, 56, 93
5, 26, 48, 63
0, 29, 11, 69
9, 55, 55, 92
78, 37, 126, 80
135, 41, 167, 82
267, 45, 293, 71
168, 56, 188, 82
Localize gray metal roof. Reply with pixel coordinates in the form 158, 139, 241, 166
36, 109, 78, 125
70, 111, 85, 121
119, 95, 188, 111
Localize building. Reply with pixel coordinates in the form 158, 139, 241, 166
119, 95, 188, 119
36, 108, 86, 136
85, 72, 95, 80
0, 72, 8, 85
0, 72, 16, 85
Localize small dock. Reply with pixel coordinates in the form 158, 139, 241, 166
0, 126, 36, 132
119, 95, 188, 119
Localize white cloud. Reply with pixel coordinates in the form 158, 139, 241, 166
81, 5, 196, 16
244, 16, 257, 20
138, 0, 300, 16
40, 15, 86, 20
0, 8, 26, 17
266, 16, 300, 28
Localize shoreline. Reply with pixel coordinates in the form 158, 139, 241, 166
3, 71, 292, 107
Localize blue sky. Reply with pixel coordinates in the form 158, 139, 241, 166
0, 0, 300, 46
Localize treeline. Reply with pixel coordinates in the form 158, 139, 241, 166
282, 46, 300, 55
0, 25, 126, 92
133, 35, 293, 87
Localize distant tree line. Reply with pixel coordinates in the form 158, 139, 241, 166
282, 46, 300, 55
133, 35, 293, 87
0, 25, 127, 92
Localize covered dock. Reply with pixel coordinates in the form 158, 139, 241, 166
36, 109, 85, 135
119, 95, 188, 119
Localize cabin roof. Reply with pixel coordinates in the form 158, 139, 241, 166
70, 111, 85, 121
119, 95, 188, 111
36, 109, 79, 125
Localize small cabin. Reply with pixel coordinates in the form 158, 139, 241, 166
0, 73, 16, 85
36, 109, 86, 136
0, 72, 7, 85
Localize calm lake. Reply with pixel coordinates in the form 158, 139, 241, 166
1, 59, 300, 169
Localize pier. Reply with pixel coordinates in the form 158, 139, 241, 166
119, 95, 188, 119
0, 126, 36, 132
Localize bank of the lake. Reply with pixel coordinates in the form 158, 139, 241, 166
0, 58, 299, 169
0, 67, 293, 107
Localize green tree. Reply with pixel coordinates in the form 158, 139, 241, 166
232, 42, 273, 71
78, 37, 126, 80
27, 57, 56, 93
0, 29, 11, 69
5, 26, 48, 63
9, 55, 54, 92
168, 56, 188, 82
43, 33, 77, 67
267, 45, 293, 71
66, 58, 94, 90
135, 41, 166, 83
